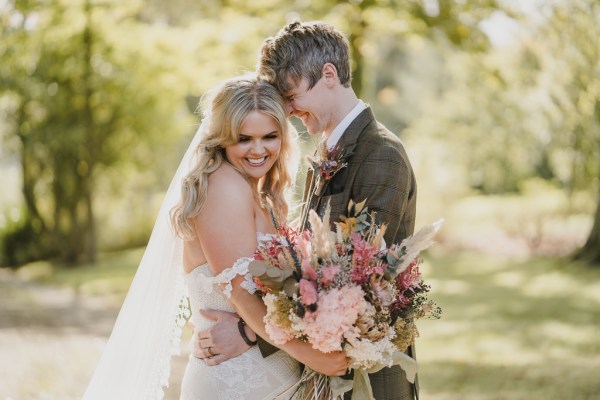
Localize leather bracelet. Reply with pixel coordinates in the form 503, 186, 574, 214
237, 318, 258, 346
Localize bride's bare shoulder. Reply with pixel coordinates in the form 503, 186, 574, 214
205, 163, 253, 207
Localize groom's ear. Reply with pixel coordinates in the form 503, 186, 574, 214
322, 63, 339, 87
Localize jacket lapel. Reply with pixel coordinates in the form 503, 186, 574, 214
300, 107, 376, 231
336, 107, 374, 154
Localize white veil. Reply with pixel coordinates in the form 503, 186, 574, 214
83, 117, 209, 400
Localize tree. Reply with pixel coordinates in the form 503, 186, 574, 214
532, 1, 600, 263
307, 0, 503, 98
133, 0, 502, 98
0, 0, 513, 266
0, 0, 191, 265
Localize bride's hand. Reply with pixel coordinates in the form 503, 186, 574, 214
296, 348, 350, 377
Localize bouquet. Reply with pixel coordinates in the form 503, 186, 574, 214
247, 200, 442, 399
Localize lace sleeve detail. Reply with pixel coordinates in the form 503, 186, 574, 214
214, 256, 253, 298
240, 273, 257, 294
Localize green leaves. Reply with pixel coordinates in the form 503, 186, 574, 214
248, 259, 297, 296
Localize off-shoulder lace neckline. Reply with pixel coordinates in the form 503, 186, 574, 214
185, 231, 276, 277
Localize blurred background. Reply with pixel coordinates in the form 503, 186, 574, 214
1, 0, 599, 399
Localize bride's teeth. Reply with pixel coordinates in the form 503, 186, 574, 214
247, 157, 266, 165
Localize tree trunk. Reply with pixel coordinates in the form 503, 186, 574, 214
82, 0, 97, 264
576, 183, 600, 264
576, 99, 600, 265
348, 10, 367, 99
17, 101, 47, 233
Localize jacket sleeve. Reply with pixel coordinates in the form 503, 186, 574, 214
351, 143, 416, 245
256, 335, 280, 358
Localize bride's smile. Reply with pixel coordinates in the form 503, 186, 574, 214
225, 110, 282, 182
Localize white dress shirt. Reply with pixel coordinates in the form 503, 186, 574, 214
326, 100, 367, 150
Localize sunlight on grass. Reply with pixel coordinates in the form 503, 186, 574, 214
537, 321, 597, 347
418, 252, 600, 400
78, 277, 137, 296
523, 271, 581, 297
35, 248, 144, 295
15, 261, 54, 281
581, 282, 600, 304
493, 271, 526, 288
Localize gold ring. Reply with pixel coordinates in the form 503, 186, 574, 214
207, 347, 215, 357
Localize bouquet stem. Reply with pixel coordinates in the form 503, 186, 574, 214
291, 367, 341, 400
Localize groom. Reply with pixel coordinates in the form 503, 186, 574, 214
195, 21, 418, 400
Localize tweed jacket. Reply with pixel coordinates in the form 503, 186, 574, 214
300, 107, 416, 248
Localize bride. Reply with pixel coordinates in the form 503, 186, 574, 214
83, 75, 348, 400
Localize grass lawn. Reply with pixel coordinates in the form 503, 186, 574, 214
417, 251, 600, 400
4, 248, 600, 399
15, 247, 144, 298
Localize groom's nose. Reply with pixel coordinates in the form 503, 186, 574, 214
285, 102, 295, 117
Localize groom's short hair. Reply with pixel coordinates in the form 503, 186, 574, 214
258, 21, 352, 94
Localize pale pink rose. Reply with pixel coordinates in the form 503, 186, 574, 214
299, 279, 318, 305
321, 264, 341, 285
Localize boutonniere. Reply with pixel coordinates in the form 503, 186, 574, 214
306, 142, 355, 196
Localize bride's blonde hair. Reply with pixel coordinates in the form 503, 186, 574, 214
171, 75, 298, 239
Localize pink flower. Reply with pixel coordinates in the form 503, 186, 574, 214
298, 230, 312, 258
299, 279, 318, 305
302, 259, 318, 280
265, 322, 294, 345
299, 285, 368, 352
352, 234, 377, 265
395, 261, 422, 292
350, 233, 382, 284
321, 264, 340, 285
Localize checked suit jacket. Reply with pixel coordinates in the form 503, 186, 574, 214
299, 107, 418, 400
257, 107, 419, 400
299, 107, 417, 247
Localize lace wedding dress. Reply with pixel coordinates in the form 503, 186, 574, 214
180, 234, 301, 400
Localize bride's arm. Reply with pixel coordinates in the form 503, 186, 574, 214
194, 170, 348, 376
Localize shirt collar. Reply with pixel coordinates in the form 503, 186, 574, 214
326, 100, 367, 150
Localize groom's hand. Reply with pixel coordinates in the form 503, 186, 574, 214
193, 309, 253, 365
